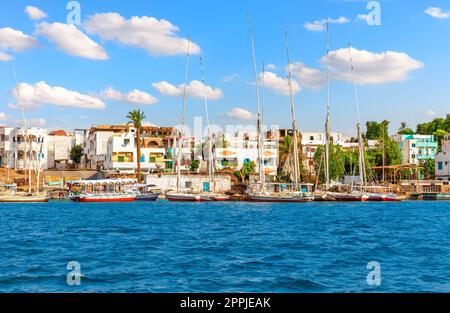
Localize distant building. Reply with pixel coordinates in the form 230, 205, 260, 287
104, 128, 167, 173
83, 124, 175, 171
47, 130, 75, 170
394, 134, 438, 165
0, 127, 48, 170
435, 133, 450, 181
213, 131, 279, 177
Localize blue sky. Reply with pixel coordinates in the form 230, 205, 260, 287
0, 0, 449, 135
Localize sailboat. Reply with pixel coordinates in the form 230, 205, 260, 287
166, 40, 214, 202
0, 60, 48, 203
198, 57, 229, 201
247, 26, 312, 202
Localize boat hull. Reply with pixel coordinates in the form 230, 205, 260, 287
0, 196, 49, 203
166, 194, 212, 202
334, 194, 369, 202
247, 194, 313, 203
71, 196, 135, 203
135, 193, 161, 201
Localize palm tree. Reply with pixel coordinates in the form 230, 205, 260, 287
398, 122, 409, 133
127, 109, 146, 183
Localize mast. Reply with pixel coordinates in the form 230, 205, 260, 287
348, 43, 367, 187
200, 56, 213, 192
176, 38, 191, 193
324, 19, 331, 190
11, 61, 32, 195
285, 29, 300, 185
248, 17, 265, 187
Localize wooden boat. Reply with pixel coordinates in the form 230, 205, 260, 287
0, 194, 49, 203
166, 193, 213, 202
247, 192, 314, 203
209, 194, 230, 201
332, 192, 369, 202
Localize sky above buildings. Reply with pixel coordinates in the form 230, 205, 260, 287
0, 0, 449, 135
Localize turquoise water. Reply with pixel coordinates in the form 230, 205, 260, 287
0, 200, 449, 292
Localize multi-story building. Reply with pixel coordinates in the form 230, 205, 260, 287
84, 124, 175, 171
104, 128, 167, 173
0, 126, 48, 170
435, 133, 450, 181
213, 131, 279, 177
47, 130, 75, 170
394, 134, 438, 165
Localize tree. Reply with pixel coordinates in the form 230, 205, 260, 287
190, 160, 200, 172
397, 122, 415, 135
433, 129, 448, 151
70, 145, 83, 165
235, 161, 255, 182
365, 120, 389, 140
127, 109, 146, 183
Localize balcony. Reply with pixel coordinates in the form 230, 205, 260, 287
416, 142, 438, 148
417, 154, 435, 160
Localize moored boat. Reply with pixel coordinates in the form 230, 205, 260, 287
68, 179, 137, 203
134, 184, 161, 201
0, 194, 49, 203
332, 192, 369, 202
166, 193, 213, 202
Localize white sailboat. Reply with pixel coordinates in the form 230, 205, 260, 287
0, 60, 48, 203
166, 40, 213, 202
247, 25, 312, 202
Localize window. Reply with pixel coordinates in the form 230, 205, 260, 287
185, 181, 192, 189
149, 156, 156, 163
140, 155, 145, 162
438, 162, 443, 170
411, 154, 415, 159
118, 156, 125, 162
310, 136, 314, 141
412, 143, 416, 148
124, 139, 130, 146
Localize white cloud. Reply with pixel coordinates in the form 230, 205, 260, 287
35, 22, 108, 60
266, 64, 277, 70
10, 81, 106, 110
288, 62, 326, 90
425, 7, 450, 19
223, 108, 254, 120
0, 112, 7, 121
27, 118, 47, 127
425, 110, 437, 116
323, 47, 424, 84
100, 87, 158, 105
0, 51, 12, 61
304, 16, 350, 32
152, 80, 223, 100
260, 71, 300, 96
25, 6, 47, 20
0, 27, 38, 52
356, 14, 368, 21
222, 73, 239, 82
83, 12, 201, 56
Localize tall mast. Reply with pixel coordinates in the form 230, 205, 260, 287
200, 56, 213, 191
177, 38, 191, 193
348, 43, 366, 187
248, 17, 265, 187
324, 19, 331, 190
11, 60, 32, 195
285, 28, 300, 185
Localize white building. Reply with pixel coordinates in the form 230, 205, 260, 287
0, 127, 48, 170
435, 134, 450, 181
213, 131, 279, 177
104, 129, 167, 173
47, 130, 75, 170
393, 134, 438, 165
